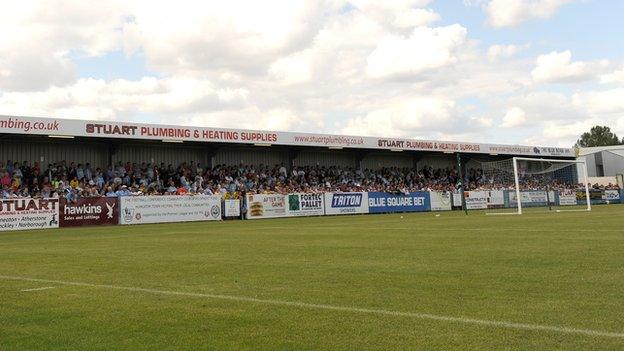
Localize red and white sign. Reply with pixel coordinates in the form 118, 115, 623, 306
0, 198, 60, 231
0, 115, 574, 157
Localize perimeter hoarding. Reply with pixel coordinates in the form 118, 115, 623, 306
0, 198, 59, 231
246, 193, 325, 219
453, 191, 505, 210
367, 192, 430, 213
119, 195, 221, 225
246, 194, 287, 219
60, 198, 118, 227
223, 199, 241, 217
324, 192, 369, 215
429, 191, 452, 211
509, 191, 556, 206
0, 115, 574, 157
287, 193, 325, 217
558, 190, 577, 206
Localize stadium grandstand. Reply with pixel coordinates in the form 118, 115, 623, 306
0, 115, 621, 225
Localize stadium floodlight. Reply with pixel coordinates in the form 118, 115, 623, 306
477, 157, 591, 215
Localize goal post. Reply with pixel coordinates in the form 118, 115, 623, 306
473, 157, 592, 215
512, 157, 591, 215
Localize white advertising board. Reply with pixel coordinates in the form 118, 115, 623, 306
246, 194, 287, 219
453, 191, 505, 209
429, 191, 452, 211
120, 195, 221, 225
509, 191, 555, 204
558, 190, 577, 206
324, 192, 369, 215
224, 199, 241, 217
603, 190, 620, 202
286, 193, 325, 217
0, 198, 60, 231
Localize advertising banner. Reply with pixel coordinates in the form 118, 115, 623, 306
454, 191, 505, 209
367, 192, 430, 213
246, 194, 287, 219
603, 190, 620, 202
324, 192, 369, 215
0, 198, 59, 232
120, 195, 221, 225
287, 193, 325, 217
509, 191, 555, 205
429, 191, 452, 211
223, 199, 241, 217
60, 198, 118, 227
576, 189, 604, 201
558, 190, 577, 206
0, 115, 574, 157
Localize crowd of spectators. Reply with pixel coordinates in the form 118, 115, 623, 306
0, 159, 619, 200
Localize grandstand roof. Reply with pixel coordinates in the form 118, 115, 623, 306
1, 115, 574, 158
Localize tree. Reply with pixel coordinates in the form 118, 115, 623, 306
576, 126, 622, 147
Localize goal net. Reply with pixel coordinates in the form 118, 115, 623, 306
474, 157, 591, 215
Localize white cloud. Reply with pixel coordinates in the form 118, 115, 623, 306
531, 50, 606, 84
484, 0, 575, 28
572, 88, 624, 115
487, 44, 524, 62
366, 24, 467, 79
600, 67, 624, 84
340, 96, 458, 137
500, 107, 527, 128
393, 8, 440, 28
268, 50, 313, 85
0, 0, 129, 91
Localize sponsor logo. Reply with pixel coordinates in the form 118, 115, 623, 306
331, 194, 362, 208
123, 207, 135, 223
49, 213, 58, 226
63, 204, 102, 215
288, 195, 300, 211
0, 198, 59, 212
106, 203, 115, 219
300, 193, 323, 209
210, 205, 221, 218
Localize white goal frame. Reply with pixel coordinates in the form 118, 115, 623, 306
512, 157, 591, 215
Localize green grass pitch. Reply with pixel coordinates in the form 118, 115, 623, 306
1, 205, 623, 350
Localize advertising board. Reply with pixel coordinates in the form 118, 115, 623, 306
223, 199, 241, 217
246, 194, 287, 219
367, 192, 429, 213
429, 191, 452, 211
120, 195, 221, 225
60, 198, 118, 227
0, 198, 59, 231
287, 193, 325, 217
324, 192, 369, 215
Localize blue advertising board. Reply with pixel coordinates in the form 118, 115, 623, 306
367, 192, 430, 213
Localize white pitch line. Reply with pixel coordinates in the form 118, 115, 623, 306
20, 286, 56, 292
1, 274, 623, 339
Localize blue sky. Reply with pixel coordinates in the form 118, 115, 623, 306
0, 0, 623, 147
